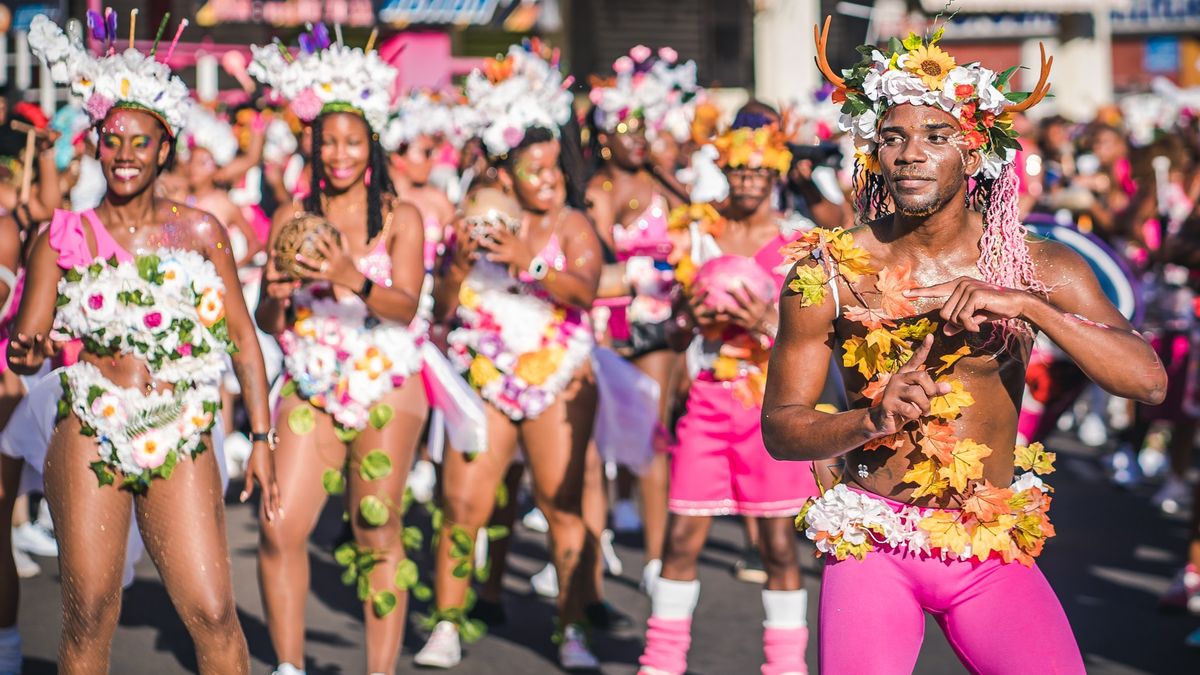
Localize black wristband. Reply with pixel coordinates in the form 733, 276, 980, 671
359, 277, 375, 299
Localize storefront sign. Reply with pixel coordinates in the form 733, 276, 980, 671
194, 0, 376, 28
378, 0, 533, 26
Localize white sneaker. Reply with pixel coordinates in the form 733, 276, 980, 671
640, 559, 662, 596
612, 499, 642, 533
1153, 475, 1193, 515
600, 529, 623, 577
559, 624, 599, 670
271, 664, 305, 675
522, 507, 549, 534
12, 523, 57, 557
224, 431, 252, 480
36, 499, 53, 531
12, 549, 38, 578
408, 459, 437, 504
414, 621, 462, 668
530, 562, 559, 598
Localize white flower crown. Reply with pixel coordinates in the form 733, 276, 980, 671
29, 14, 192, 137
590, 45, 701, 143
465, 41, 574, 158
381, 91, 457, 152
248, 28, 398, 135
180, 107, 238, 166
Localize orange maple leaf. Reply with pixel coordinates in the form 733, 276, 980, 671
939, 439, 993, 493
903, 459, 950, 499
843, 305, 894, 330
875, 263, 918, 319
970, 513, 1017, 562
963, 480, 1015, 522
928, 378, 975, 420
861, 372, 892, 404
919, 511, 971, 554
916, 420, 957, 463
934, 345, 972, 376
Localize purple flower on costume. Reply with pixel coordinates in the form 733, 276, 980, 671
477, 334, 503, 360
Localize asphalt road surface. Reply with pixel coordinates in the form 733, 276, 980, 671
15, 433, 1200, 674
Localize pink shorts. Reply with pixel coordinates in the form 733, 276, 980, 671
669, 379, 816, 517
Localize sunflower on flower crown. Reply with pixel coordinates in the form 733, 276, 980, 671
818, 16, 1051, 180
465, 39, 575, 159
248, 24, 397, 135
28, 11, 193, 137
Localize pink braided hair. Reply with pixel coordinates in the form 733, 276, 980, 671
977, 163, 1047, 341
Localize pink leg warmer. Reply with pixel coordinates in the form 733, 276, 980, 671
638, 616, 692, 675
762, 626, 809, 675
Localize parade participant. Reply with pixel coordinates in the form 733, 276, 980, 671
0, 207, 29, 674
586, 45, 697, 589
12, 14, 277, 674
637, 117, 816, 675
180, 106, 262, 266
248, 25, 429, 675
418, 40, 604, 670
0, 102, 62, 228
763, 20, 1167, 674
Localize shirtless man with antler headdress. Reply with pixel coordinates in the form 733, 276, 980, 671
761, 17, 1165, 674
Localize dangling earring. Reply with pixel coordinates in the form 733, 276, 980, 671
319, 178, 327, 191
365, 167, 373, 186
600, 146, 612, 161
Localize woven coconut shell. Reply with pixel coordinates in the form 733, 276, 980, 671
273, 212, 343, 278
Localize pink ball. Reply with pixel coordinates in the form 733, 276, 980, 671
691, 255, 776, 314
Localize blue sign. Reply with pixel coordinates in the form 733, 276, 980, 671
13, 4, 60, 31
1145, 36, 1180, 73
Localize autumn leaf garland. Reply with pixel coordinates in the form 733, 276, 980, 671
790, 227, 1056, 565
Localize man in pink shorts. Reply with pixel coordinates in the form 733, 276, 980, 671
761, 20, 1167, 675
637, 117, 817, 675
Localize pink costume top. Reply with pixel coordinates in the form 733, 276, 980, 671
448, 232, 594, 421
278, 220, 427, 432
600, 193, 677, 349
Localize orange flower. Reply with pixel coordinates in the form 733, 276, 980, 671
962, 129, 987, 150
514, 346, 565, 386
831, 88, 847, 104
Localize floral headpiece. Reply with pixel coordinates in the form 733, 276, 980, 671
589, 45, 700, 142
381, 90, 457, 152
712, 124, 793, 176
815, 17, 1051, 179
465, 39, 574, 158
29, 12, 193, 137
248, 25, 397, 135
180, 107, 238, 166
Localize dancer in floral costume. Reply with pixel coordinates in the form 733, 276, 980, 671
10, 13, 277, 674
248, 25, 430, 675
418, 41, 605, 670
762, 19, 1167, 674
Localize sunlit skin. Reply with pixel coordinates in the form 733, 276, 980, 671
653, 163, 805, 591
762, 103, 1166, 507
429, 136, 604, 633
7, 106, 274, 675
253, 110, 429, 674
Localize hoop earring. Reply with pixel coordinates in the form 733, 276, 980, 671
600, 146, 612, 161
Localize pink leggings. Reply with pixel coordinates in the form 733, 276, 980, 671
819, 545, 1085, 675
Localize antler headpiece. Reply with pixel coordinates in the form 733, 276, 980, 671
815, 15, 1052, 178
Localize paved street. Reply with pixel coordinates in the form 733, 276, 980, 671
15, 432, 1200, 674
